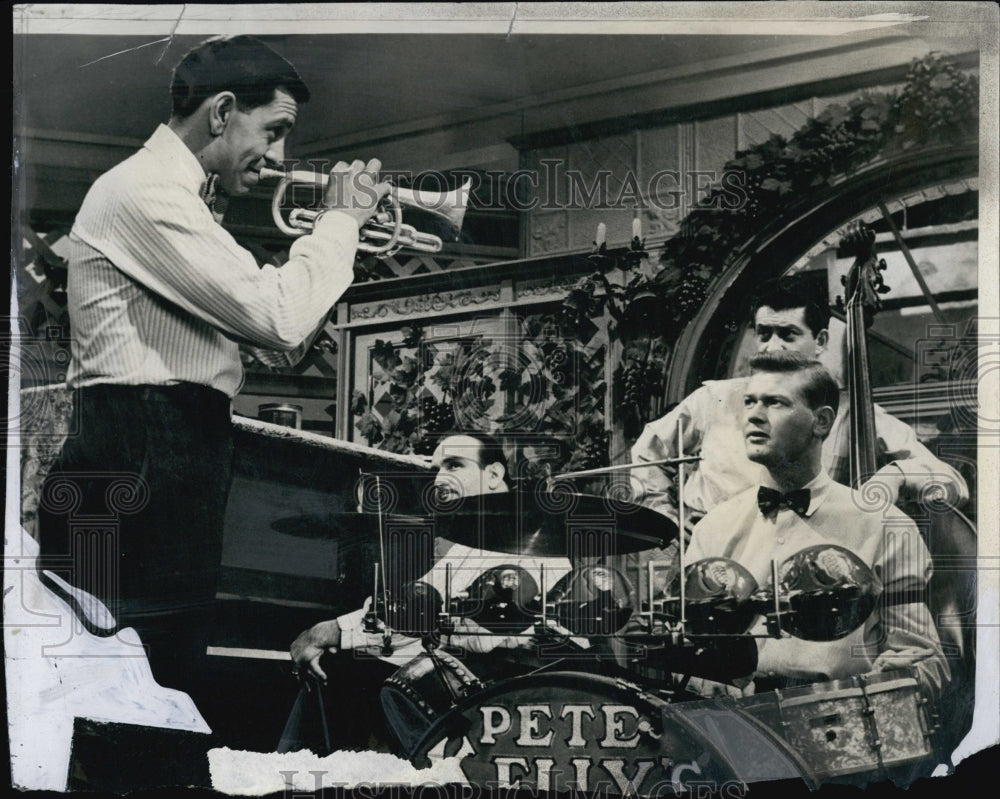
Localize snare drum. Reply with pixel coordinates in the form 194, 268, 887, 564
381, 650, 482, 756
739, 669, 934, 779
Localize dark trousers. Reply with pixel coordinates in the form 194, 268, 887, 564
37, 383, 235, 706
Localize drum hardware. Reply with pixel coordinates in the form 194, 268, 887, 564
374, 476, 393, 653
550, 455, 702, 482
677, 424, 690, 636
380, 649, 485, 757
739, 669, 935, 780
363, 561, 396, 655
437, 562, 455, 636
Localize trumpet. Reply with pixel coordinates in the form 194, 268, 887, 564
260, 167, 470, 257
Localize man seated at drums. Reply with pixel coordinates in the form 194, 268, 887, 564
631, 275, 968, 531
684, 351, 948, 698
290, 432, 574, 682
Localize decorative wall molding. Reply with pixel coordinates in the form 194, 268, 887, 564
515, 275, 583, 301
350, 286, 504, 323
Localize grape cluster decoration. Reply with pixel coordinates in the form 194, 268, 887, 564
620, 360, 661, 408
567, 427, 611, 472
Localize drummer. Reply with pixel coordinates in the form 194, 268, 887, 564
685, 352, 948, 698
290, 432, 574, 682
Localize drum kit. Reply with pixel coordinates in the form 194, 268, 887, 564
278, 452, 940, 789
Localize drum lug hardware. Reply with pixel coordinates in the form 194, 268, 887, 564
637, 719, 662, 741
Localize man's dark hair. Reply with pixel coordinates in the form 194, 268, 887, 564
750, 275, 831, 337
468, 432, 512, 488
749, 351, 840, 416
170, 35, 310, 118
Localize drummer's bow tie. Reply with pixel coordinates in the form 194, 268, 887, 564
199, 173, 230, 223
757, 487, 811, 517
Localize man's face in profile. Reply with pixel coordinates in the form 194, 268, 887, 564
215, 88, 297, 196
431, 435, 505, 500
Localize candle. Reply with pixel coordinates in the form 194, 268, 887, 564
595, 223, 606, 246
633, 217, 642, 239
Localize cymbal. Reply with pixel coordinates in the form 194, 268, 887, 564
432, 492, 677, 556
271, 512, 427, 539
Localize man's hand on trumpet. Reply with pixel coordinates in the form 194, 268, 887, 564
322, 158, 391, 230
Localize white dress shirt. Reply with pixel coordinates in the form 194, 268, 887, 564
631, 377, 968, 516
67, 124, 359, 397
687, 470, 949, 697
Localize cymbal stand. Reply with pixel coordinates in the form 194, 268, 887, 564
764, 559, 787, 639
368, 475, 394, 654
437, 562, 455, 636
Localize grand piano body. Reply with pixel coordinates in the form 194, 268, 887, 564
204, 418, 434, 751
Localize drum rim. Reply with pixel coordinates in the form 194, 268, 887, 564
768, 668, 921, 703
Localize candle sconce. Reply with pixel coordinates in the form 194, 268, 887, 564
562, 223, 660, 337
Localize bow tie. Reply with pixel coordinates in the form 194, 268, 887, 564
757, 486, 811, 517
199, 173, 229, 223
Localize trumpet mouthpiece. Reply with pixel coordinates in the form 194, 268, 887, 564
259, 167, 324, 185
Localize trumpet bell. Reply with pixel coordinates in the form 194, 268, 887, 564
260, 167, 470, 257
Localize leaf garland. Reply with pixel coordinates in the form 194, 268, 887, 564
646, 53, 978, 334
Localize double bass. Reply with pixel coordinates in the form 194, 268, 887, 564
839, 223, 977, 755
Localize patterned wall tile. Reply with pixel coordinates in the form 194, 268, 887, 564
529, 211, 569, 256
694, 115, 738, 179
569, 207, 637, 252
568, 133, 637, 201
639, 124, 680, 185
525, 145, 570, 208
739, 101, 813, 149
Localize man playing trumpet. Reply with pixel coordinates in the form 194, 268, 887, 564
37, 34, 387, 718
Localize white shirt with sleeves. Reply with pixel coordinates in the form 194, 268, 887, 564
687, 470, 949, 698
67, 124, 359, 397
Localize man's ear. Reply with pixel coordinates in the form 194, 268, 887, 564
485, 462, 505, 490
813, 405, 836, 439
814, 328, 829, 356
208, 92, 237, 136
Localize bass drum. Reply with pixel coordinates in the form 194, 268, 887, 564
409, 671, 744, 795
